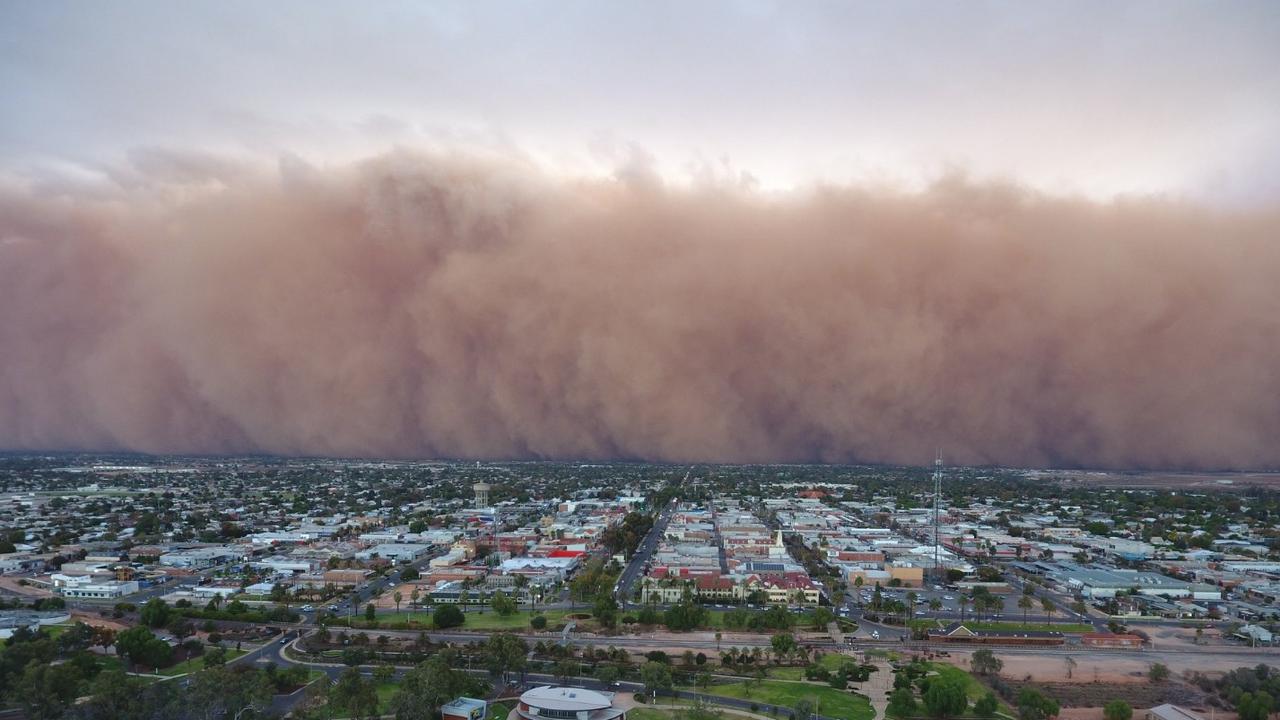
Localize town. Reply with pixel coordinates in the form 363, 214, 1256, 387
1, 455, 1278, 720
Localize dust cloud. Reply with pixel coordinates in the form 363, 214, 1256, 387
2, 150, 1278, 470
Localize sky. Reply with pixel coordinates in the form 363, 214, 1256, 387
2, 2, 1280, 470
3, 1, 1279, 200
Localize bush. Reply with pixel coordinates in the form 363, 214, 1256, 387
433, 604, 465, 629
531, 615, 548, 630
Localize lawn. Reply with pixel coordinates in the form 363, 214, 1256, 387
627, 709, 680, 720
690, 679, 874, 720
158, 648, 247, 676
490, 702, 512, 720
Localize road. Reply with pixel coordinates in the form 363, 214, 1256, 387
616, 499, 675, 608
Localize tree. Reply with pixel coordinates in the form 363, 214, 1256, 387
531, 614, 548, 630
1018, 595, 1034, 625
924, 675, 969, 718
1237, 692, 1275, 720
794, 698, 815, 720
1016, 688, 1060, 720
641, 661, 673, 701
554, 659, 578, 684
770, 633, 797, 664
975, 692, 999, 718
889, 687, 918, 716
394, 590, 403, 616
1149, 663, 1170, 683
1041, 597, 1055, 623
811, 607, 835, 628
1104, 700, 1133, 720
485, 632, 528, 684
332, 667, 379, 720
139, 598, 171, 628
593, 593, 619, 628
204, 646, 228, 667
715, 631, 723, 651
15, 661, 84, 720
1065, 657, 1077, 680
434, 604, 465, 629
365, 603, 377, 622
411, 587, 421, 610
595, 664, 620, 686
492, 591, 517, 617
971, 648, 1003, 676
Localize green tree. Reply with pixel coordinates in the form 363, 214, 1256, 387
1148, 663, 1170, 683
1016, 688, 1060, 720
595, 664, 620, 686
332, 667, 379, 720
770, 633, 797, 664
1104, 700, 1133, 720
365, 603, 377, 622
593, 593, 619, 628
394, 590, 403, 616
484, 632, 528, 684
889, 687, 918, 716
492, 591, 517, 617
1018, 595, 1034, 625
971, 648, 1003, 676
641, 661, 673, 701
924, 675, 969, 718
975, 692, 1000, 718
139, 598, 171, 628
1237, 692, 1275, 720
433, 604, 465, 629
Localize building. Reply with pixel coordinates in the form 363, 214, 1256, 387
927, 622, 1065, 646
159, 547, 239, 569
0, 610, 72, 639
55, 576, 139, 599
354, 543, 433, 564
473, 483, 491, 508
517, 687, 625, 720
1081, 632, 1144, 649
1146, 705, 1205, 720
442, 697, 488, 720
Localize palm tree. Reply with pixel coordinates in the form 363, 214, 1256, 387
411, 588, 420, 611
958, 596, 970, 624
1041, 597, 1054, 624
393, 591, 403, 617
929, 598, 942, 615
1018, 595, 1033, 626
715, 631, 722, 652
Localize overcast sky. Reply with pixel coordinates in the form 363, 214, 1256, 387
2, 1, 1279, 200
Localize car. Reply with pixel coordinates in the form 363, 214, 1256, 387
943, 595, 955, 601
280, 637, 290, 644
300, 605, 314, 612
870, 631, 880, 639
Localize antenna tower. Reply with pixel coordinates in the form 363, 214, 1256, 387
933, 451, 943, 578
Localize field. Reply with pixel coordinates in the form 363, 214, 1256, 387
690, 678, 874, 720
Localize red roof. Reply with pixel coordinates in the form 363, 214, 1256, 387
547, 549, 586, 558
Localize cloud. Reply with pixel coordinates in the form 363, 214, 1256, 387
2, 148, 1279, 470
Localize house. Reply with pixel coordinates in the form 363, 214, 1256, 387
927, 622, 1065, 646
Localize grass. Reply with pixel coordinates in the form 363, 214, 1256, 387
690, 679, 874, 720
491, 702, 512, 720
627, 709, 681, 720
158, 648, 247, 676
927, 663, 993, 703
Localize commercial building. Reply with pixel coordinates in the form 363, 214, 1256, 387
442, 697, 488, 720
517, 687, 625, 720
354, 543, 433, 564
54, 576, 139, 599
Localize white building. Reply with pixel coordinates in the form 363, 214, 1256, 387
54, 575, 139, 599
356, 543, 433, 563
